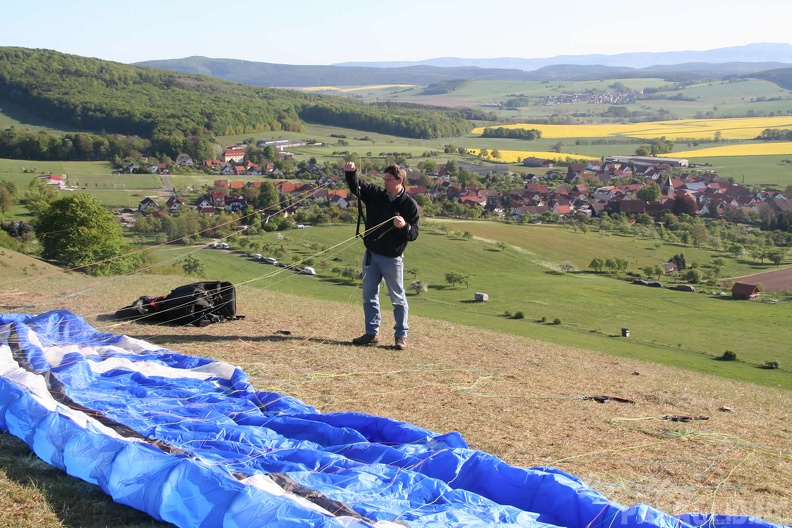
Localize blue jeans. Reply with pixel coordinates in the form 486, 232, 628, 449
361, 250, 408, 338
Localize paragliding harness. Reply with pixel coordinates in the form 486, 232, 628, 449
115, 281, 242, 327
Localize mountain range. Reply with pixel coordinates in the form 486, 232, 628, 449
134, 43, 792, 87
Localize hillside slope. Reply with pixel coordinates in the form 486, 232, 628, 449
0, 251, 790, 525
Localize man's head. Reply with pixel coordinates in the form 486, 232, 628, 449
383, 165, 406, 184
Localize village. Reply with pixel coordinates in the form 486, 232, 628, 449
130, 143, 792, 233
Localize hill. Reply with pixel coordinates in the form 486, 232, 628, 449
0, 250, 790, 526
134, 43, 792, 87
0, 46, 474, 156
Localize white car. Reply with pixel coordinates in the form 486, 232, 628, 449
262, 257, 277, 265
302, 267, 316, 275
253, 254, 262, 260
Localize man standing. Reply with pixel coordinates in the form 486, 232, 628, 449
344, 161, 420, 350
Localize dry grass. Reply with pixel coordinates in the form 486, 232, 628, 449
2, 257, 791, 525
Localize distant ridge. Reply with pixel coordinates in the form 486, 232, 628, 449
334, 43, 792, 70
134, 43, 792, 88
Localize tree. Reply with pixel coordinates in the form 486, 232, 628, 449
0, 186, 13, 215
589, 257, 605, 273
672, 194, 697, 217
444, 271, 470, 288
636, 182, 661, 202
691, 223, 711, 248
24, 177, 60, 216
36, 193, 142, 275
180, 255, 205, 276
768, 249, 786, 266
0, 180, 18, 214
257, 180, 280, 209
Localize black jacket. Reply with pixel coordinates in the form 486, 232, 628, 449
345, 170, 420, 257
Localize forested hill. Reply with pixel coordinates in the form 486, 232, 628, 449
751, 67, 792, 90
136, 55, 792, 87
0, 47, 474, 151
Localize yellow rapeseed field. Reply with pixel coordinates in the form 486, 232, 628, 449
467, 149, 598, 163
672, 142, 792, 158
472, 116, 792, 141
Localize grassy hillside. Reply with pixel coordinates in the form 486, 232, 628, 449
127, 221, 792, 392
0, 249, 790, 526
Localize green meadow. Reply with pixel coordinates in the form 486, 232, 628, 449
147, 221, 792, 390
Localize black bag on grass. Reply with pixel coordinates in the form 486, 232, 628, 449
115, 281, 242, 327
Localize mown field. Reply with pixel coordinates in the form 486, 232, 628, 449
139, 221, 792, 391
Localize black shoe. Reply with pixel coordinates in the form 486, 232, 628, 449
352, 333, 379, 345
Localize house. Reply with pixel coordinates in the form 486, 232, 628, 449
731, 282, 760, 300
522, 157, 555, 168
175, 153, 193, 165
165, 196, 185, 213
138, 197, 160, 214
222, 149, 246, 163
195, 198, 215, 215
39, 174, 66, 189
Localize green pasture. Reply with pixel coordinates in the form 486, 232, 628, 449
696, 155, 792, 186
147, 222, 792, 390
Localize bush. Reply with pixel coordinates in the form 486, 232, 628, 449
552, 318, 561, 325
512, 311, 525, 319
764, 360, 779, 369
721, 350, 737, 361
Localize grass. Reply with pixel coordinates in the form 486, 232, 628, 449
137, 221, 792, 392
0, 253, 790, 526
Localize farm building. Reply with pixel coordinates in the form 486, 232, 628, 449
731, 282, 760, 300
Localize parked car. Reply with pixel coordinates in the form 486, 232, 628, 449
219, 243, 229, 249
262, 257, 277, 265
302, 267, 316, 275
253, 254, 262, 260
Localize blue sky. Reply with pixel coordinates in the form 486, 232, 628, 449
3, 0, 791, 65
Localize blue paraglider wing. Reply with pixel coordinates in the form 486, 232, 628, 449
0, 310, 786, 528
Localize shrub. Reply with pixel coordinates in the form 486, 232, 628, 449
721, 350, 737, 361
764, 360, 779, 369
512, 311, 525, 319
553, 318, 561, 325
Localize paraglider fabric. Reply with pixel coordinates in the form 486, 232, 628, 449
0, 310, 785, 528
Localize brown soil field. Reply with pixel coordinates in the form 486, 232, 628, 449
731, 266, 792, 293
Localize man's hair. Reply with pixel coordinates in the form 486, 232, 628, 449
384, 165, 406, 182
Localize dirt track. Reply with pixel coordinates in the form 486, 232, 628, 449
731, 265, 792, 292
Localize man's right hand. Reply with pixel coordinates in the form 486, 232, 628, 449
344, 161, 356, 172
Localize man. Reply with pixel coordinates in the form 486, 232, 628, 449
344, 161, 420, 350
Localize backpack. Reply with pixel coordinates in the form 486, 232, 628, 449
115, 281, 242, 327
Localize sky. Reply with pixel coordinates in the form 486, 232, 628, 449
3, 0, 792, 65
